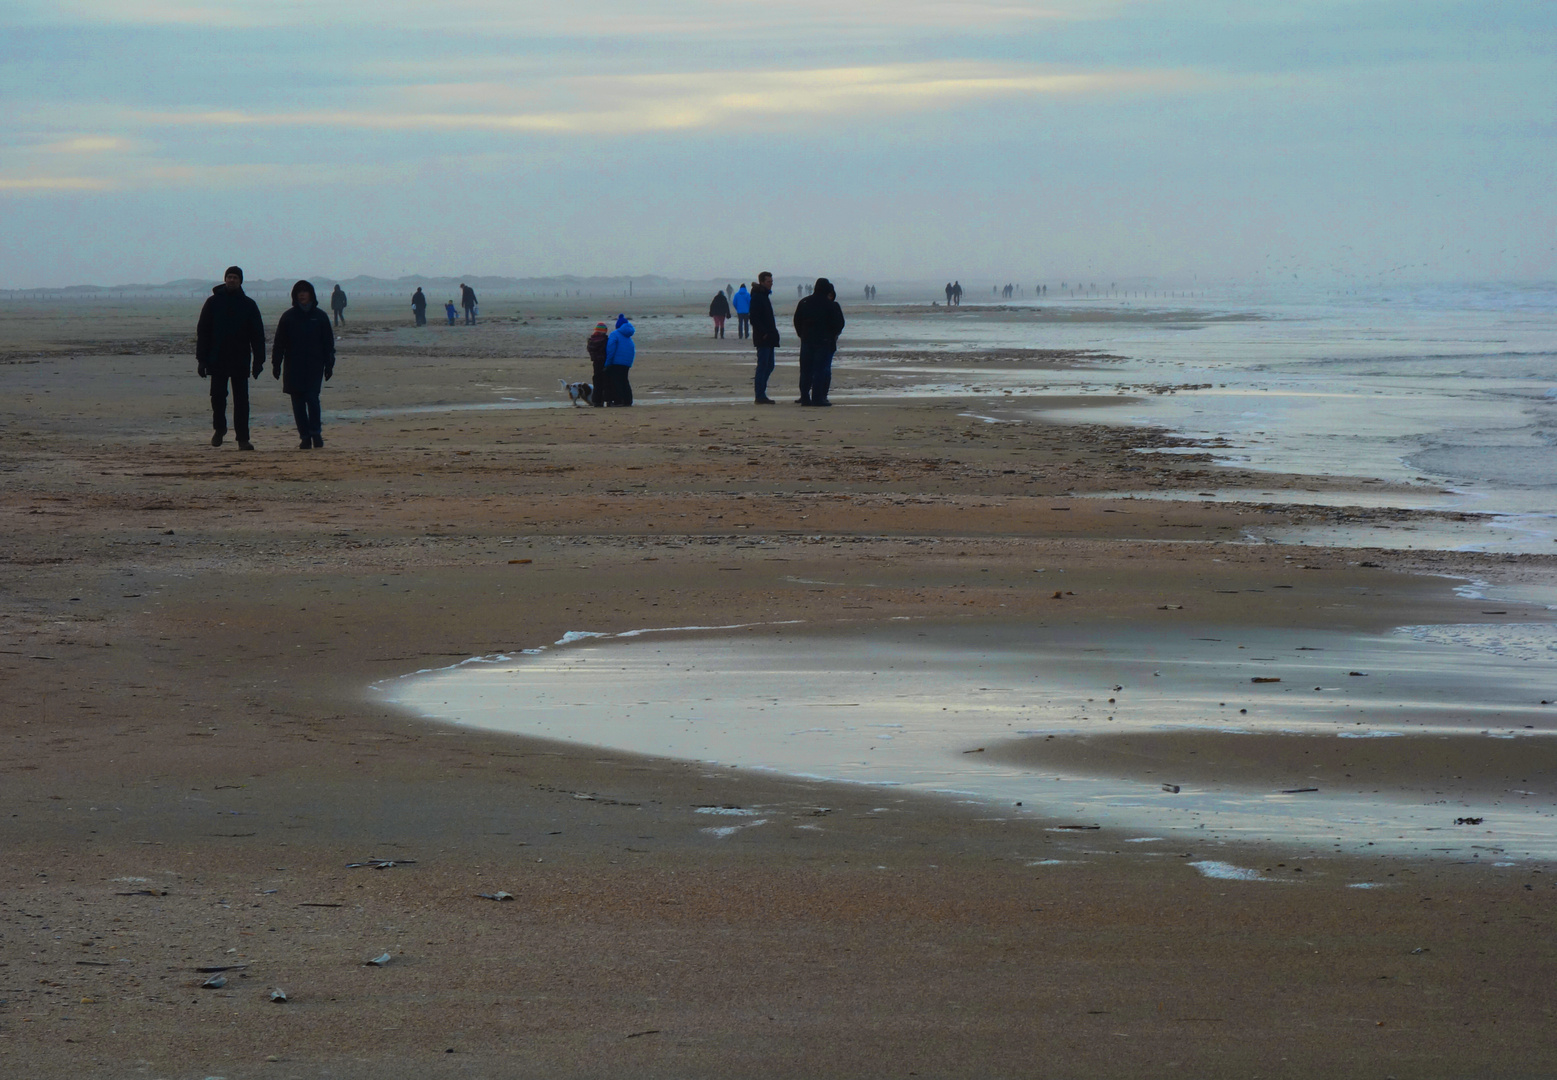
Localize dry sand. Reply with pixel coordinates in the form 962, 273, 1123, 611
2, 295, 1555, 1077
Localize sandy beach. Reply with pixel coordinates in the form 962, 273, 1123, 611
3, 295, 1555, 1078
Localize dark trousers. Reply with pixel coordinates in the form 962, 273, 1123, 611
797, 342, 834, 404
754, 346, 775, 401
290, 393, 322, 441
332, 308, 344, 325
210, 369, 250, 440
603, 364, 633, 406
737, 313, 750, 339
414, 309, 426, 326
590, 357, 607, 406
463, 305, 476, 325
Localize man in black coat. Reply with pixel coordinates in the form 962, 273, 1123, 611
411, 287, 427, 326
271, 279, 337, 450
749, 271, 780, 404
195, 265, 266, 450
460, 283, 478, 325
792, 277, 845, 406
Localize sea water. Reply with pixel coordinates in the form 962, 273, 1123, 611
841, 284, 1557, 551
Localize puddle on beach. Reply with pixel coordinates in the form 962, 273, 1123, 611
383, 621, 1557, 863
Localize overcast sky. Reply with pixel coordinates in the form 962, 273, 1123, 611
3, 0, 1553, 288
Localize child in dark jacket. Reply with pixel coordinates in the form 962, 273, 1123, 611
586, 322, 609, 406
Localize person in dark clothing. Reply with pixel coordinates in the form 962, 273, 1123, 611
792, 277, 845, 406
411, 287, 427, 326
460, 283, 478, 325
709, 291, 731, 337
271, 280, 336, 449
195, 265, 266, 451
748, 272, 779, 404
330, 284, 348, 326
586, 321, 610, 407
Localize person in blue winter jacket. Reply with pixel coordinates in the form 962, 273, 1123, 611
603, 316, 635, 406
732, 284, 752, 339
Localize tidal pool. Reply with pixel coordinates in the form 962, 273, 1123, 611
381, 620, 1557, 862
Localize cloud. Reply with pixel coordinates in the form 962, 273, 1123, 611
133, 61, 1204, 136
37, 135, 137, 154
0, 176, 117, 192
39, 0, 1119, 31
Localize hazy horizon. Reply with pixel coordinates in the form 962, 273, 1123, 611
4, 1, 1554, 290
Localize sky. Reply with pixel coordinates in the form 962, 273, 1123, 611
2, 0, 1554, 288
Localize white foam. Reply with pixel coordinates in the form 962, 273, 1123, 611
616, 620, 803, 638
1395, 623, 1557, 662
1189, 860, 1268, 881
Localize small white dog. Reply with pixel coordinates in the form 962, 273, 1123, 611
559, 379, 595, 406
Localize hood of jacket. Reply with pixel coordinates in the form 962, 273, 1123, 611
614, 321, 635, 338
211, 283, 247, 297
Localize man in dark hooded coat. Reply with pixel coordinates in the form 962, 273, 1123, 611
195, 265, 266, 450
271, 279, 336, 449
411, 287, 427, 326
330, 284, 348, 326
792, 277, 845, 406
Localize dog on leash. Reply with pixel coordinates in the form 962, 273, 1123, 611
559, 379, 595, 406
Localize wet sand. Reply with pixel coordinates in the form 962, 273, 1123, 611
3, 295, 1556, 1077
988, 728, 1552, 796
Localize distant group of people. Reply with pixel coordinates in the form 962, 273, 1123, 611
640, 271, 845, 406
196, 264, 857, 448
944, 281, 964, 305
707, 282, 758, 340
408, 283, 478, 326
195, 266, 335, 451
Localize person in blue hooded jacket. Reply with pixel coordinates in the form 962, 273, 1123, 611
732, 284, 751, 339
602, 316, 635, 406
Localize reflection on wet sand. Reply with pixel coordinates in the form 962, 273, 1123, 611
385, 620, 1557, 862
